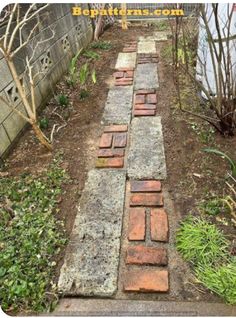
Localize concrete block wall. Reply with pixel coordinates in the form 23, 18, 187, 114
0, 4, 93, 157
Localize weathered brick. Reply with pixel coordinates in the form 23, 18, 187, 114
96, 157, 124, 168
151, 208, 169, 242
130, 193, 163, 207
104, 125, 128, 133
147, 93, 157, 104
124, 270, 169, 292
114, 71, 124, 78
126, 245, 167, 265
128, 208, 145, 241
135, 104, 156, 110
136, 89, 155, 95
130, 180, 162, 193
126, 71, 134, 78
134, 109, 156, 116
117, 67, 134, 71
97, 148, 125, 158
99, 133, 113, 148
135, 94, 145, 104
113, 133, 127, 148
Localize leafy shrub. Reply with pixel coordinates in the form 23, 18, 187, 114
90, 40, 112, 50
0, 157, 67, 312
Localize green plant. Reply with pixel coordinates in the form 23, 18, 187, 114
155, 20, 169, 31
79, 89, 89, 100
0, 156, 67, 312
83, 50, 100, 60
196, 262, 236, 304
176, 216, 229, 265
57, 94, 69, 107
203, 148, 236, 177
199, 197, 225, 216
39, 118, 49, 130
79, 64, 97, 86
90, 40, 112, 50
67, 49, 82, 87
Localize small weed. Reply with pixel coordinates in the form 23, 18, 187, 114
39, 118, 49, 130
57, 94, 69, 107
79, 89, 89, 100
155, 20, 169, 31
176, 216, 229, 266
190, 122, 215, 144
90, 40, 112, 50
199, 197, 225, 216
0, 156, 67, 312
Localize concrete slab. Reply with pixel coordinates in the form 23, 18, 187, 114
138, 41, 156, 54
115, 52, 136, 69
102, 86, 133, 124
128, 117, 167, 180
139, 32, 169, 42
58, 169, 126, 297
134, 63, 158, 90
54, 298, 236, 316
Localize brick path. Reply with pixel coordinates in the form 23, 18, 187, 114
58, 34, 169, 297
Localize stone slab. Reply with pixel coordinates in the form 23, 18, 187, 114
128, 117, 167, 179
58, 169, 126, 297
102, 86, 133, 124
139, 32, 169, 42
115, 52, 136, 69
54, 299, 236, 316
138, 41, 156, 54
134, 63, 158, 90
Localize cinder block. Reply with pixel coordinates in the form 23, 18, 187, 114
0, 124, 11, 155
3, 103, 27, 141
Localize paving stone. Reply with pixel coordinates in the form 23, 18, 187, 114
126, 245, 167, 265
138, 41, 156, 54
134, 109, 156, 116
97, 148, 125, 158
103, 86, 133, 124
134, 63, 159, 90
124, 270, 169, 292
130, 193, 163, 207
151, 208, 169, 242
134, 104, 156, 110
139, 32, 168, 42
135, 95, 145, 104
113, 133, 127, 148
58, 169, 126, 297
99, 133, 113, 148
130, 180, 162, 193
96, 157, 124, 168
128, 208, 145, 241
115, 53, 136, 69
127, 117, 167, 180
104, 125, 128, 132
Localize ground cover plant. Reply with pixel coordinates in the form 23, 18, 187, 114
176, 216, 236, 304
0, 155, 67, 313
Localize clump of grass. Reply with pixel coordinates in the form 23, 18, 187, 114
90, 40, 112, 50
176, 216, 229, 265
199, 197, 225, 216
176, 216, 236, 304
196, 262, 236, 304
0, 155, 67, 312
57, 94, 69, 107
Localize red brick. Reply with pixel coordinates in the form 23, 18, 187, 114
104, 125, 128, 132
130, 180, 162, 193
151, 209, 169, 242
113, 133, 127, 148
130, 193, 163, 207
117, 67, 134, 71
96, 157, 124, 168
146, 93, 157, 104
115, 79, 133, 86
125, 70, 134, 78
97, 148, 125, 158
135, 94, 145, 104
134, 109, 156, 116
126, 245, 167, 265
113, 71, 124, 78
135, 104, 156, 110
136, 89, 155, 95
124, 270, 169, 292
128, 208, 145, 241
99, 133, 113, 148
